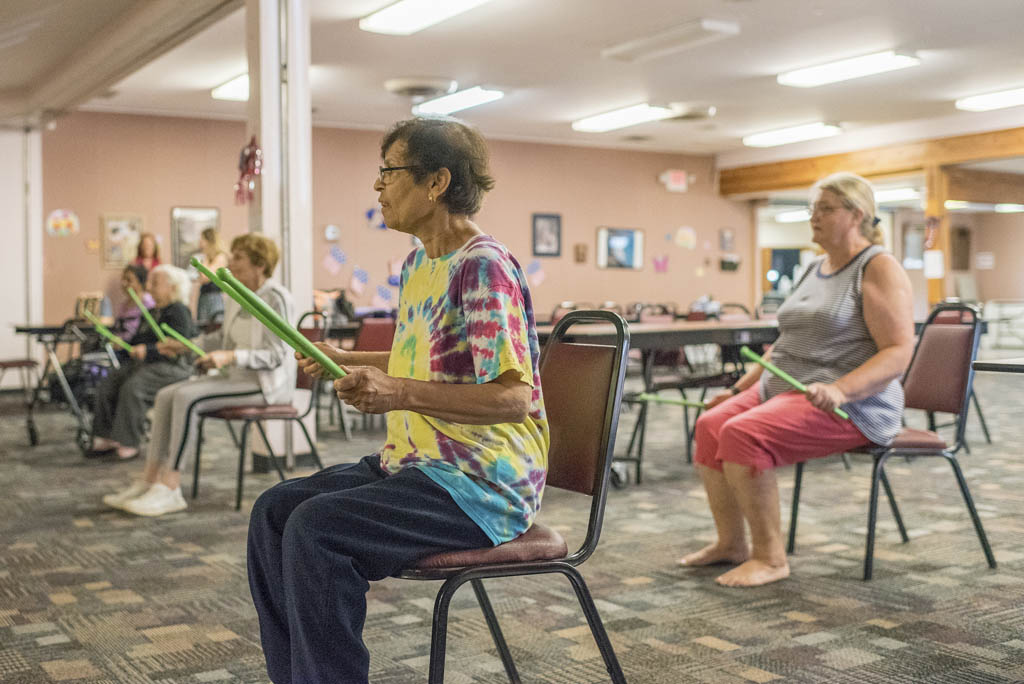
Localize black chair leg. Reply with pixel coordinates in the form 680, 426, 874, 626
254, 421, 288, 482
681, 399, 692, 464
236, 421, 251, 511
470, 579, 520, 683
787, 462, 803, 554
879, 469, 909, 543
971, 390, 992, 444
295, 418, 324, 470
841, 453, 852, 470
226, 420, 240, 448
864, 454, 891, 580
193, 417, 205, 499
427, 575, 461, 684
942, 453, 997, 569
558, 565, 627, 684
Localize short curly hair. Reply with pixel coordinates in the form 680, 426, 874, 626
231, 234, 279, 277
381, 117, 495, 216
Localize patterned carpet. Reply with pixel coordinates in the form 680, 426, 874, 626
2, 361, 1023, 683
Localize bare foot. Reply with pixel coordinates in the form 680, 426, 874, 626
678, 543, 750, 567
715, 559, 790, 587
92, 437, 118, 450
116, 446, 139, 460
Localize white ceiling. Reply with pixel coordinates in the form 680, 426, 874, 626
12, 0, 1024, 157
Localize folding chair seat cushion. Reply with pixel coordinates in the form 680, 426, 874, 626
853, 427, 948, 451
206, 404, 299, 420
0, 359, 37, 370
407, 523, 568, 573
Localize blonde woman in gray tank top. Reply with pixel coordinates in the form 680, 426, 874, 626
679, 173, 915, 588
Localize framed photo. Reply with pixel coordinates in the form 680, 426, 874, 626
101, 214, 143, 269
171, 207, 220, 269
532, 213, 561, 257
596, 227, 644, 269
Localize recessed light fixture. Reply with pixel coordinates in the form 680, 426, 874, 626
211, 74, 249, 101
360, 0, 494, 35
777, 50, 920, 88
775, 209, 811, 223
572, 104, 676, 133
955, 86, 1024, 112
601, 19, 740, 63
874, 188, 920, 203
742, 122, 841, 147
412, 86, 504, 115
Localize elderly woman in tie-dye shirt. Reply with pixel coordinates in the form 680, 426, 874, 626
246, 117, 549, 684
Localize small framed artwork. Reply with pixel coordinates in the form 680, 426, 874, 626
596, 227, 644, 269
101, 214, 143, 269
171, 207, 220, 269
532, 213, 562, 257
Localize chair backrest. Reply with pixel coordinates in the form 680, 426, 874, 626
902, 303, 982, 451
353, 318, 396, 352
541, 310, 630, 565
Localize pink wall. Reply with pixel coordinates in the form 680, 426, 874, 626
43, 112, 754, 321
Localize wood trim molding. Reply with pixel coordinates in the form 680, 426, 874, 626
946, 167, 1024, 205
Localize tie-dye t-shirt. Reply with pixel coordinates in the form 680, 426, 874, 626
378, 234, 549, 545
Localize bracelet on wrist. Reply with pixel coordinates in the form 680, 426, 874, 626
729, 385, 741, 395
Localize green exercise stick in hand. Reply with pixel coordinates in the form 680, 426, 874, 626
82, 309, 132, 352
159, 323, 207, 357
739, 346, 849, 420
635, 392, 706, 409
190, 257, 294, 347
126, 287, 166, 342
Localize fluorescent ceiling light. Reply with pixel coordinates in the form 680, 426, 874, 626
955, 86, 1024, 112
775, 209, 811, 223
945, 200, 992, 211
601, 18, 740, 63
360, 0, 494, 35
742, 122, 841, 147
995, 203, 1024, 213
412, 86, 503, 115
572, 104, 676, 133
777, 50, 920, 88
211, 74, 249, 101
874, 187, 920, 203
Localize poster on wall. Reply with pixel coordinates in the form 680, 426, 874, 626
101, 214, 143, 269
596, 228, 644, 269
531, 213, 561, 257
170, 207, 220, 269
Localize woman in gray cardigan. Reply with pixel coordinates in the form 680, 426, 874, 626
103, 234, 296, 517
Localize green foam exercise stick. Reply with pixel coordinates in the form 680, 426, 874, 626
215, 267, 347, 379
635, 392, 706, 409
159, 323, 207, 357
126, 286, 166, 341
740, 346, 849, 420
82, 309, 132, 352
190, 258, 296, 348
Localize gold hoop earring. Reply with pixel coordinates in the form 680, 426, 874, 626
428, 195, 434, 202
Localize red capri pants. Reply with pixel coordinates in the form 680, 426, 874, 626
694, 386, 870, 473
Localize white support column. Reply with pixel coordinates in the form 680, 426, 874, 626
245, 0, 282, 247
284, 0, 313, 312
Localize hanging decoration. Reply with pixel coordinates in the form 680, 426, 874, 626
372, 285, 394, 309
675, 226, 697, 250
329, 246, 348, 265
350, 267, 369, 295
46, 209, 80, 237
322, 253, 342, 276
653, 255, 669, 273
365, 207, 386, 230
234, 135, 263, 204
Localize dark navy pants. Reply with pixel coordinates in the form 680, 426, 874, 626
247, 455, 492, 684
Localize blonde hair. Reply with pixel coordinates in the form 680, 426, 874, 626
201, 227, 226, 255
231, 234, 279, 277
150, 264, 192, 304
811, 172, 883, 245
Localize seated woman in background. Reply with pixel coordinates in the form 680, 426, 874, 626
109, 264, 153, 343
194, 227, 229, 328
89, 265, 194, 460
247, 116, 548, 684
134, 232, 161, 271
102, 234, 295, 517
680, 172, 914, 587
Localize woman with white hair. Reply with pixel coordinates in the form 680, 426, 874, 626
89, 264, 195, 461
679, 172, 915, 587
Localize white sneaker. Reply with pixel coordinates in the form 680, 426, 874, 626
120, 483, 187, 517
102, 480, 151, 510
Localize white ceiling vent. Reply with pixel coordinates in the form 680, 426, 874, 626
601, 19, 740, 63
384, 78, 458, 102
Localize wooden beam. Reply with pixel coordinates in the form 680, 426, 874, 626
720, 127, 1024, 196
946, 167, 1024, 205
924, 165, 950, 306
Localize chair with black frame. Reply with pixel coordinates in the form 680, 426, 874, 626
191, 312, 327, 510
928, 305, 992, 449
396, 310, 630, 684
786, 302, 997, 580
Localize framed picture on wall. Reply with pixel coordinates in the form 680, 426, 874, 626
101, 214, 143, 269
171, 207, 220, 269
596, 227, 644, 269
531, 213, 561, 257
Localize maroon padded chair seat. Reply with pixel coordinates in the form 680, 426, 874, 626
0, 359, 37, 370
852, 427, 948, 452
205, 404, 298, 420
412, 523, 568, 570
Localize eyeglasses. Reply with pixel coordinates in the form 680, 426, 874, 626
378, 165, 419, 183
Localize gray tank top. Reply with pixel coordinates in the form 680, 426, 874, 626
759, 244, 903, 445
